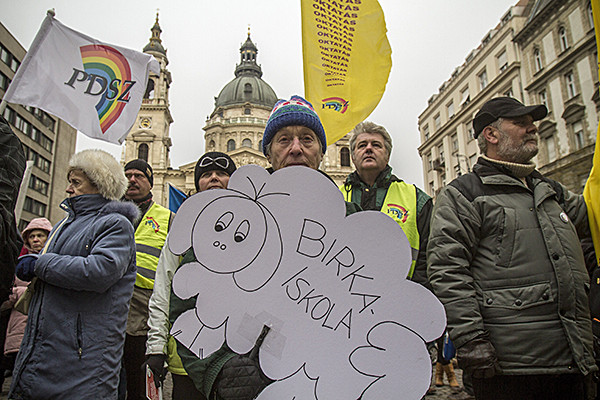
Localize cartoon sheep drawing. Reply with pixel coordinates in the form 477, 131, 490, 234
168, 167, 285, 357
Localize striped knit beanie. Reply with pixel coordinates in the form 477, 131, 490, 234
262, 95, 327, 155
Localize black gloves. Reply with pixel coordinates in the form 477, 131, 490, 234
16, 254, 38, 281
143, 354, 167, 388
457, 334, 502, 379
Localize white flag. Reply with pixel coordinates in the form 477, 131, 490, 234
2, 12, 159, 144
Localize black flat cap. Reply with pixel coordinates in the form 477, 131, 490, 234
473, 97, 547, 138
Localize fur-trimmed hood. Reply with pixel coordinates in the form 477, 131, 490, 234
101, 200, 140, 225
68, 149, 127, 201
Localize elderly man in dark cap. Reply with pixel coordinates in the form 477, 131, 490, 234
428, 97, 596, 399
121, 159, 174, 400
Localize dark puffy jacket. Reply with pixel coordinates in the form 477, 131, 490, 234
428, 158, 596, 376
10, 194, 137, 399
0, 116, 26, 304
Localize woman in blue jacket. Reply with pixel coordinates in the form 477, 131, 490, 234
10, 149, 138, 399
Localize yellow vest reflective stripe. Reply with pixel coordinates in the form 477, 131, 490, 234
134, 202, 170, 289
339, 181, 420, 278
166, 335, 187, 375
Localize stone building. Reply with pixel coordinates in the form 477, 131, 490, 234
202, 30, 354, 186
203, 31, 278, 171
0, 21, 77, 229
123, 19, 355, 208
122, 14, 177, 206
514, 0, 598, 192
418, 0, 597, 197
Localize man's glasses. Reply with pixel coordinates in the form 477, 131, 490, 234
199, 156, 229, 170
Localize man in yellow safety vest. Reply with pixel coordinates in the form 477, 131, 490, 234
121, 158, 173, 400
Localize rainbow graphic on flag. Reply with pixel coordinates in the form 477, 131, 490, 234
80, 44, 132, 133
321, 97, 349, 114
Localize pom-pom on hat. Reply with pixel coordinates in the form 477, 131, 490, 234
194, 152, 237, 192
262, 95, 327, 155
124, 159, 154, 188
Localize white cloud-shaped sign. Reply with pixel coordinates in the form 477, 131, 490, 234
169, 165, 446, 399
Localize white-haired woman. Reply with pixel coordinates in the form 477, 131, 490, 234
10, 149, 138, 399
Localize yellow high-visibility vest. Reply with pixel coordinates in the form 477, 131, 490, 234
134, 202, 171, 289
340, 181, 420, 278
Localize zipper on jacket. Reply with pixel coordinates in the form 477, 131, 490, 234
77, 313, 83, 360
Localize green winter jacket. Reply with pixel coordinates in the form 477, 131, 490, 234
428, 158, 596, 376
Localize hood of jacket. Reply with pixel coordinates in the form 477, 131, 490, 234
61, 194, 139, 224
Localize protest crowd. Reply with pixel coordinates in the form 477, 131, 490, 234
1, 83, 599, 400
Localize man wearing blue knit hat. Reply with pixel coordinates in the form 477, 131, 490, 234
171, 96, 360, 400
262, 95, 327, 171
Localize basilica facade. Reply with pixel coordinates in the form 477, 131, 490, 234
123, 16, 355, 207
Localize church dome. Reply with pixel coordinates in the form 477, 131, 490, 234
214, 33, 277, 108
143, 13, 167, 57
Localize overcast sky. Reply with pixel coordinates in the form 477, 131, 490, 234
2, 0, 517, 187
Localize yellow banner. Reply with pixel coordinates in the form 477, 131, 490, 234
301, 0, 392, 145
585, 0, 600, 264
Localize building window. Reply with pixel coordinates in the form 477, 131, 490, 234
25, 148, 51, 174
423, 124, 430, 140
242, 138, 252, 148
565, 71, 577, 98
39, 132, 53, 152
10, 58, 19, 72
544, 136, 557, 162
227, 139, 236, 152
451, 133, 459, 153
427, 154, 432, 171
144, 79, 155, 99
580, 172, 590, 192
244, 108, 251, 115
469, 154, 477, 168
0, 45, 9, 65
447, 102, 454, 119
572, 121, 585, 149
138, 143, 149, 161
243, 83, 252, 100
558, 27, 569, 52
454, 164, 462, 176
258, 139, 263, 151
208, 140, 215, 150
24, 197, 47, 217
460, 87, 470, 105
29, 175, 49, 196
497, 50, 508, 72
539, 90, 548, 108
534, 49, 543, 72
466, 122, 475, 140
340, 147, 350, 167
434, 114, 441, 130
478, 70, 488, 90
2, 107, 14, 124
589, 3, 595, 29
0, 71, 8, 91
